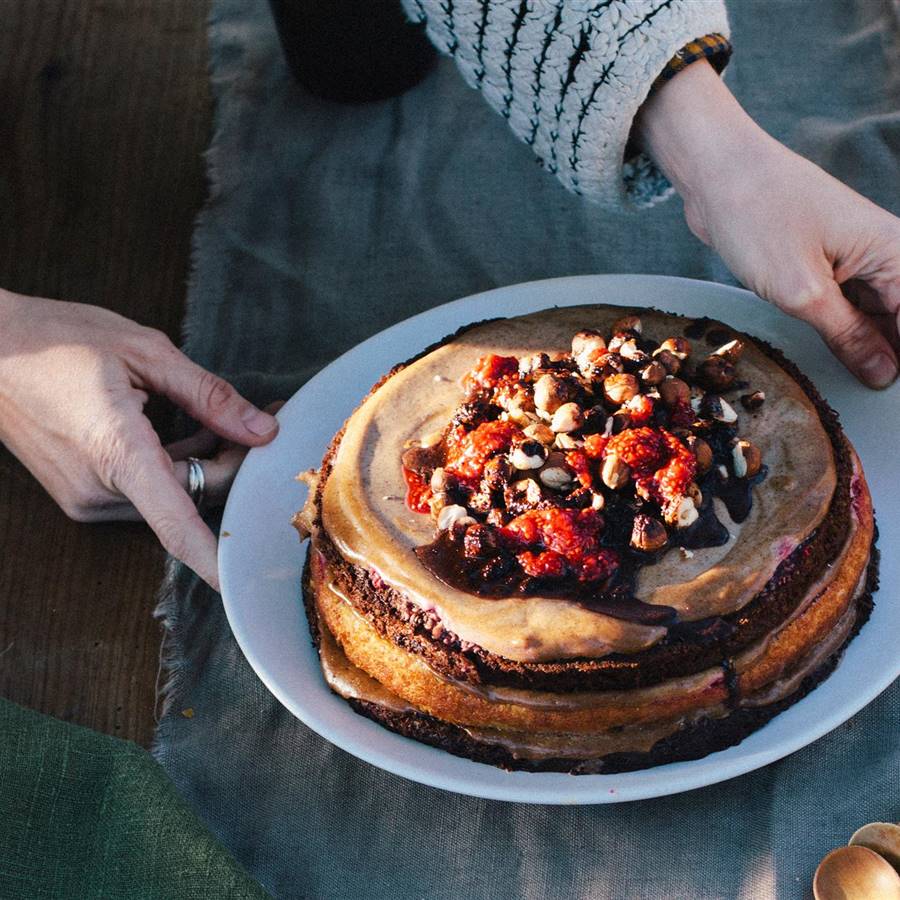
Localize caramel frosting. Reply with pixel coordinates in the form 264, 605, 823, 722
321, 306, 837, 663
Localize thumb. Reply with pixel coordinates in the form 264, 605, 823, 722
143, 350, 279, 446
796, 281, 898, 389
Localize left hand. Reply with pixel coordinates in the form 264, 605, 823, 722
638, 60, 900, 389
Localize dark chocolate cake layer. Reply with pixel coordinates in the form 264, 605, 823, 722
337, 546, 877, 775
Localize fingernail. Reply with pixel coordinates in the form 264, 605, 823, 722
242, 407, 278, 436
860, 352, 898, 389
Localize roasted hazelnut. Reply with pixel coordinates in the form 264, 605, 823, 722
505, 478, 544, 512
630, 514, 668, 552
712, 338, 745, 364
666, 495, 699, 528
658, 336, 692, 360
640, 360, 667, 386
611, 314, 643, 336
533, 374, 578, 414
522, 421, 555, 444
732, 439, 762, 478
618, 339, 643, 361
611, 410, 633, 434
430, 467, 448, 492
510, 440, 547, 470
603, 373, 640, 405
519, 352, 551, 376
504, 389, 537, 426
401, 442, 444, 475
590, 492, 606, 511
685, 436, 713, 473
607, 334, 627, 353
740, 390, 766, 411
601, 453, 631, 489
438, 504, 476, 531
658, 376, 690, 406
554, 432, 581, 450
550, 401, 584, 433
652, 348, 682, 375
571, 330, 607, 366
699, 394, 738, 424
699, 355, 737, 391
539, 466, 574, 491
482, 455, 512, 492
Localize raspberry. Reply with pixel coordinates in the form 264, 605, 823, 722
501, 508, 615, 582
517, 550, 566, 578
583, 433, 609, 459
604, 427, 666, 475
565, 449, 594, 488
635, 430, 697, 507
402, 467, 432, 513
623, 393, 654, 425
578, 550, 619, 583
445, 420, 521, 483
461, 354, 519, 396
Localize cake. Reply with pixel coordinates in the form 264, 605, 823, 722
294, 305, 877, 774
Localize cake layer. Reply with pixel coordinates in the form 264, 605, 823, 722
310, 549, 875, 771
309, 474, 871, 740
318, 307, 838, 662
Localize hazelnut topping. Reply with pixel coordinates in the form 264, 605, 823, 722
603, 373, 640, 405
631, 514, 668, 552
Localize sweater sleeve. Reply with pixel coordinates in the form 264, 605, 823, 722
401, 0, 730, 210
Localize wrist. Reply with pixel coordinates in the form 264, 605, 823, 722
635, 61, 774, 239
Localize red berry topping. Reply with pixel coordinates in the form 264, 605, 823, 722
624, 393, 654, 425
565, 449, 594, 488
583, 433, 609, 459
501, 508, 616, 583
604, 427, 666, 475
402, 467, 432, 514
460, 354, 519, 396
445, 420, 521, 483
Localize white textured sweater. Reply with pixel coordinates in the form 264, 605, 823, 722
402, 0, 730, 209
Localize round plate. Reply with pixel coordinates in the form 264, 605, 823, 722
219, 275, 899, 805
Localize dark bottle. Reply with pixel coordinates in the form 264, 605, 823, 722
268, 0, 437, 103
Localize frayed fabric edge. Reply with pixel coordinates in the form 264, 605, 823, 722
151, 558, 188, 764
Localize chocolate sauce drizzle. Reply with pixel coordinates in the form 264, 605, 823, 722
413, 317, 769, 628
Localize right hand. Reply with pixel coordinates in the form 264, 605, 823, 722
0, 288, 280, 589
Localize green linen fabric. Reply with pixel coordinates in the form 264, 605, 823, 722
0, 698, 270, 900
153, 1, 900, 898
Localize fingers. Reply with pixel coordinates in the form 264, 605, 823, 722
115, 431, 221, 590
165, 428, 219, 462
797, 282, 898, 388
135, 342, 278, 447
172, 444, 246, 509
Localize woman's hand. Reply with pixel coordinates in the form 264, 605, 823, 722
638, 60, 900, 389
0, 288, 280, 589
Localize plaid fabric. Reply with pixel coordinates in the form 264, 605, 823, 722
654, 32, 733, 89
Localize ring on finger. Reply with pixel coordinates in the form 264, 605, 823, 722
186, 457, 206, 512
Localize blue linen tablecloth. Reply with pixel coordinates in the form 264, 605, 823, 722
154, 1, 900, 896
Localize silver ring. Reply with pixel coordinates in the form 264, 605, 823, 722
186, 457, 206, 511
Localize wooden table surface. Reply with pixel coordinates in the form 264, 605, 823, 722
0, 0, 212, 747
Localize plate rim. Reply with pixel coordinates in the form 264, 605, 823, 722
219, 273, 898, 805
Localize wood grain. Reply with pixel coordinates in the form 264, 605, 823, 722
0, 0, 212, 747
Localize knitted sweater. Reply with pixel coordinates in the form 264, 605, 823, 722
402, 0, 730, 209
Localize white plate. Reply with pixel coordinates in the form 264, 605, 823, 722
220, 274, 899, 805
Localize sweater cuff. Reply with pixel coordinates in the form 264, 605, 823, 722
653, 32, 733, 91
623, 32, 733, 208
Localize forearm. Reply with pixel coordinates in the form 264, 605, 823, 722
635, 59, 775, 241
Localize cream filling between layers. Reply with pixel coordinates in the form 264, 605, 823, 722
321, 306, 838, 662
315, 574, 865, 762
